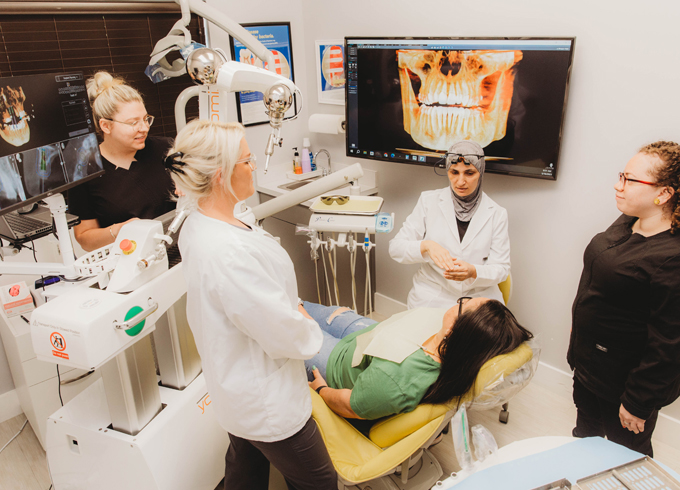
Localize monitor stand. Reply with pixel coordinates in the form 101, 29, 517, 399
0, 193, 80, 279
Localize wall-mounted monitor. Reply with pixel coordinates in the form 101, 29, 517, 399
345, 37, 575, 180
0, 71, 104, 215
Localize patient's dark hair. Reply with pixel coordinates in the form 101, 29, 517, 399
421, 300, 533, 406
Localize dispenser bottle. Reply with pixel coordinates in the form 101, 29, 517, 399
293, 147, 302, 174
301, 138, 312, 173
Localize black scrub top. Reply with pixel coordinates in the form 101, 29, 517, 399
568, 214, 680, 419
68, 136, 176, 229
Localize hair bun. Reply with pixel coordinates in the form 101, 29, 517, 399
86, 71, 125, 103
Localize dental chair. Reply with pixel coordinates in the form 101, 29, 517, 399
310, 341, 538, 490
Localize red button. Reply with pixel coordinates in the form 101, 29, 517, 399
120, 239, 133, 252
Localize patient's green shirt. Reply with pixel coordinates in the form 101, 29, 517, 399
326, 323, 441, 420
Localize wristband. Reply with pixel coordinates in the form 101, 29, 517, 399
109, 227, 116, 239
315, 385, 327, 395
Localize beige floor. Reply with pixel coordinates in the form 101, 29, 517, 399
1, 379, 678, 489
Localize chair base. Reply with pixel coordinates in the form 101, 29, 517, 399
342, 449, 443, 490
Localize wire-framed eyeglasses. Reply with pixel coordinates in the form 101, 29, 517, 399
105, 114, 154, 130
237, 154, 257, 171
457, 296, 472, 317
618, 172, 657, 187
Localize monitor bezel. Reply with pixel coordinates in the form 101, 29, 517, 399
344, 36, 576, 181
0, 70, 105, 217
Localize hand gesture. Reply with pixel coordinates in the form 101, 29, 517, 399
619, 404, 645, 434
444, 259, 477, 281
421, 240, 456, 271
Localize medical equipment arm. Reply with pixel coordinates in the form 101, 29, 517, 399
246, 163, 364, 222
177, 0, 275, 69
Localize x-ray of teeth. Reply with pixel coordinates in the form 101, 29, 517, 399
17, 144, 67, 197
0, 86, 31, 147
398, 50, 522, 150
61, 133, 103, 182
0, 154, 27, 210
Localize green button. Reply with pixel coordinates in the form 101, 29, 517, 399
124, 306, 145, 337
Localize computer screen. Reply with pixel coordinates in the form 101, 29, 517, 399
0, 71, 104, 214
345, 37, 575, 180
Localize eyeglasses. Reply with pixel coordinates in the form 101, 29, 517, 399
447, 153, 483, 166
618, 172, 657, 187
237, 154, 257, 171
320, 195, 350, 205
457, 296, 472, 317
104, 114, 154, 130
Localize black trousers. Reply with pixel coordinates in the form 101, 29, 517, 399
224, 417, 337, 490
572, 376, 658, 457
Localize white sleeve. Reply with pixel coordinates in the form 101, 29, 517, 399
216, 248, 323, 360
389, 193, 429, 264
469, 207, 510, 289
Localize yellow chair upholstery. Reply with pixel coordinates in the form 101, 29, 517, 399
311, 342, 534, 486
498, 272, 512, 305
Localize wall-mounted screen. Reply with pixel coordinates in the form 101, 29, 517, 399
345, 37, 575, 180
0, 71, 104, 215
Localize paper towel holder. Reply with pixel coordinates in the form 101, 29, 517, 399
308, 113, 346, 135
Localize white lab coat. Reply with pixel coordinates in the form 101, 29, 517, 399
179, 212, 323, 442
389, 188, 510, 308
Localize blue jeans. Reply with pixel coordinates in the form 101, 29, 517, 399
303, 302, 378, 381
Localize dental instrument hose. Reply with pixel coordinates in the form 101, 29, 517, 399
314, 252, 322, 305
326, 233, 340, 306
350, 233, 358, 312
321, 233, 333, 306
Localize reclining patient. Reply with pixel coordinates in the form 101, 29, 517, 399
303, 298, 532, 420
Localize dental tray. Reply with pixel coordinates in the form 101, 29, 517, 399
310, 195, 384, 215
576, 457, 680, 490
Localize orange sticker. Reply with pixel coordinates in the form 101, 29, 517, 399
50, 332, 66, 351
52, 350, 69, 360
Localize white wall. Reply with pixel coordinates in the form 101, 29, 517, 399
294, 0, 680, 420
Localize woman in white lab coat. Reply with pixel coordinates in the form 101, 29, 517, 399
166, 120, 336, 490
389, 141, 510, 308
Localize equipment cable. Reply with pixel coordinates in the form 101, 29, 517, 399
0, 419, 29, 455
56, 366, 64, 406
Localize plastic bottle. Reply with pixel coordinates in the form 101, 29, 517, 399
306, 138, 316, 171
293, 147, 302, 174
301, 138, 312, 173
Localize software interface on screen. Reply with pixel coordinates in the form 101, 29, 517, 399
345, 38, 574, 180
0, 72, 104, 212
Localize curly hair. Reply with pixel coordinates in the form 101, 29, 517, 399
639, 141, 680, 234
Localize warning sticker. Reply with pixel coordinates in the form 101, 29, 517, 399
50, 332, 66, 351
52, 350, 70, 360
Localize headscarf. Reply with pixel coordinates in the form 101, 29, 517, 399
445, 141, 485, 222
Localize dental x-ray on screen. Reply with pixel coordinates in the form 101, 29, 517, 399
0, 71, 104, 214
345, 37, 575, 180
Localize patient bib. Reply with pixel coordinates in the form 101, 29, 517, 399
351, 308, 447, 367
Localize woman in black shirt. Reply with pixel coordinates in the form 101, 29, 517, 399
68, 72, 175, 251
568, 141, 680, 456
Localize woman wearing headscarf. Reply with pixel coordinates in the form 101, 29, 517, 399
389, 140, 510, 308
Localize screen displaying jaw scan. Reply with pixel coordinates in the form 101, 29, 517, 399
0, 72, 104, 214
345, 38, 575, 180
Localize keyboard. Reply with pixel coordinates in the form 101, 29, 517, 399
4, 213, 51, 235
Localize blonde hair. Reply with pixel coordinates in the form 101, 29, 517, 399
167, 119, 246, 206
86, 71, 143, 134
